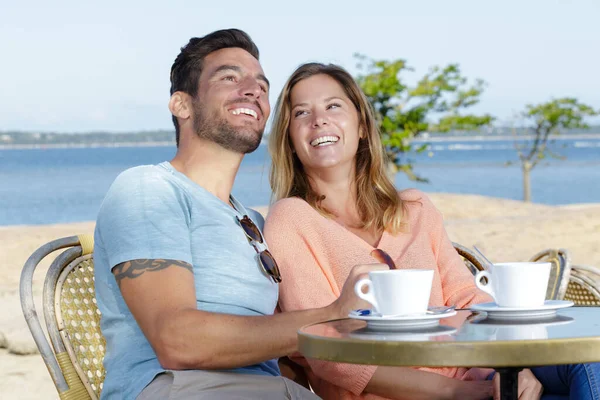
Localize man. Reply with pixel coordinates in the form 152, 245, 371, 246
94, 29, 385, 400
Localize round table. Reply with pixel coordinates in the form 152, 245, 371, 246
298, 307, 600, 400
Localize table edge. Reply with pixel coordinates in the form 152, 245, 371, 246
298, 328, 600, 367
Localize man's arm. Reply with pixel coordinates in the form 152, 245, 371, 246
115, 259, 383, 370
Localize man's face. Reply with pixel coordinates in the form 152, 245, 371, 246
192, 47, 270, 154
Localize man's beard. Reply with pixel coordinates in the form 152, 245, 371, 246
192, 98, 263, 154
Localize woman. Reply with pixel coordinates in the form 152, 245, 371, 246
263, 62, 599, 400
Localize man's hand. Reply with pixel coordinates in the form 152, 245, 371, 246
493, 369, 543, 400
330, 263, 389, 319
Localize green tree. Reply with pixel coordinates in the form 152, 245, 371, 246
355, 55, 494, 181
513, 98, 599, 202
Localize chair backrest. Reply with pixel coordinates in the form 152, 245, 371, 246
20, 234, 105, 400
528, 248, 571, 300
564, 265, 600, 306
55, 252, 106, 397
452, 242, 487, 275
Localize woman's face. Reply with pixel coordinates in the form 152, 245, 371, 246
288, 74, 361, 175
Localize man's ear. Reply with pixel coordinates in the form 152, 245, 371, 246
169, 92, 191, 121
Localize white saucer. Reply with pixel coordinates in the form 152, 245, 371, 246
470, 314, 575, 328
469, 300, 574, 320
349, 325, 457, 341
348, 310, 457, 331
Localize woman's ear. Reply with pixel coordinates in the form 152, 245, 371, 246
359, 127, 366, 139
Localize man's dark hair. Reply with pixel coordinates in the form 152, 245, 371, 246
170, 29, 260, 146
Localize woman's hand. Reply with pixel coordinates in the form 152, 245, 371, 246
493, 369, 543, 400
449, 379, 494, 400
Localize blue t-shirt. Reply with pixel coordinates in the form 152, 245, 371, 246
94, 162, 280, 400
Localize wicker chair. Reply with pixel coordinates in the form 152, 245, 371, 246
20, 234, 105, 400
563, 265, 600, 306
452, 242, 488, 275
529, 248, 571, 301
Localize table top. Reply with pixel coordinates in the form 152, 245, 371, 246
298, 307, 600, 368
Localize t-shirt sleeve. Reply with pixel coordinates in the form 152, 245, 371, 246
264, 200, 377, 396
96, 167, 193, 271
422, 195, 492, 308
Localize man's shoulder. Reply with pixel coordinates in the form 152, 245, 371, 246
96, 163, 189, 229
102, 164, 188, 206
111, 164, 171, 189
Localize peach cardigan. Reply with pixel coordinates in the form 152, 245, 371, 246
264, 189, 493, 400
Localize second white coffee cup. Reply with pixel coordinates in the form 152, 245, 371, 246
474, 262, 551, 308
354, 269, 434, 316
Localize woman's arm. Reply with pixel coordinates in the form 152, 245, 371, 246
367, 367, 492, 400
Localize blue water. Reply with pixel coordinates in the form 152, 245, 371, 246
0, 137, 598, 226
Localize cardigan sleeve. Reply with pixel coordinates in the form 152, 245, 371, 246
422, 195, 493, 308
264, 199, 378, 396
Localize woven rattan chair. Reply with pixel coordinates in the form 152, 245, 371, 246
452, 242, 488, 275
564, 264, 600, 306
20, 234, 105, 400
529, 248, 571, 301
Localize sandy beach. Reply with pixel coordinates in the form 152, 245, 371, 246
1, 193, 599, 399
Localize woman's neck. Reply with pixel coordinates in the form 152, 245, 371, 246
306, 168, 383, 246
306, 168, 361, 227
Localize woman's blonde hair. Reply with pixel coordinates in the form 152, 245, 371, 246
269, 62, 404, 234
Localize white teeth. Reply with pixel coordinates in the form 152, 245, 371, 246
310, 136, 339, 147
231, 108, 258, 119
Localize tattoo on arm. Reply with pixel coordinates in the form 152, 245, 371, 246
113, 259, 193, 286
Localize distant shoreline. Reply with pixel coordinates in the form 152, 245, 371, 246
0, 133, 598, 150
0, 141, 175, 150
415, 133, 600, 142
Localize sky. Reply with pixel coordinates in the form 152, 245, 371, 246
1, 0, 599, 133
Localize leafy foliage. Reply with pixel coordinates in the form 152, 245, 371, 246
515, 98, 599, 167
513, 97, 599, 202
355, 54, 494, 180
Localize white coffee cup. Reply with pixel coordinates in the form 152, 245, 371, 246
354, 269, 434, 316
474, 262, 551, 308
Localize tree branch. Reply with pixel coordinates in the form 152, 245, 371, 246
525, 122, 544, 161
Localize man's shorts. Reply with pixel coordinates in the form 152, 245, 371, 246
137, 369, 321, 400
